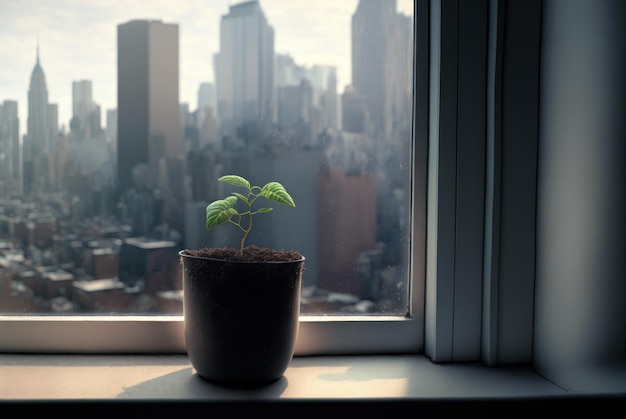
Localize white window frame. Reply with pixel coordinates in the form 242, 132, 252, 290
0, 0, 429, 356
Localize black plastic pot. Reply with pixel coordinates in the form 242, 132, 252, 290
179, 251, 305, 387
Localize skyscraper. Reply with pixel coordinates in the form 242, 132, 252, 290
0, 100, 20, 194
197, 82, 215, 112
351, 0, 412, 140
117, 19, 182, 195
24, 45, 50, 195
308, 65, 339, 132
73, 80, 92, 121
214, 0, 275, 139
105, 109, 117, 147
196, 82, 219, 150
389, 12, 414, 129
71, 80, 97, 139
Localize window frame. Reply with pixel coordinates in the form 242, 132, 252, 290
423, 0, 541, 365
0, 0, 428, 356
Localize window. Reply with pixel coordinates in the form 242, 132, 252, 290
0, 0, 425, 355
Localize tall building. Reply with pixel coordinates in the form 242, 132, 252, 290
341, 86, 369, 134
117, 19, 182, 195
71, 80, 100, 139
47, 103, 58, 139
317, 166, 377, 296
24, 45, 51, 195
390, 13, 414, 129
194, 83, 219, 150
197, 82, 215, 111
214, 0, 275, 139
0, 100, 21, 194
308, 65, 339, 132
46, 102, 60, 190
274, 55, 339, 138
351, 0, 412, 139
274, 54, 306, 87
72, 80, 92, 126
105, 109, 117, 147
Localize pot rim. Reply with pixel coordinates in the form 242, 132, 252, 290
179, 249, 305, 264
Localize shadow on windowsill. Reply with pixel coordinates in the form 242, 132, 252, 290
116, 367, 289, 399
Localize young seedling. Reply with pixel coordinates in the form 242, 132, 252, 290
205, 175, 296, 252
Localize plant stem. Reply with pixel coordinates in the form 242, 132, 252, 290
239, 205, 253, 252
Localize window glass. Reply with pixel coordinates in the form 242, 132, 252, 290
0, 0, 415, 317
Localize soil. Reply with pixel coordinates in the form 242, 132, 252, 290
180, 245, 303, 263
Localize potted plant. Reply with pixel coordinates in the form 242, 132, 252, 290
179, 175, 305, 387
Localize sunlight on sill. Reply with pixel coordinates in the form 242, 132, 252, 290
0, 354, 566, 401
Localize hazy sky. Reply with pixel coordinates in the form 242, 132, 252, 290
0, 0, 414, 136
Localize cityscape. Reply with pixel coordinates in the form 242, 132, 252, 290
0, 0, 415, 316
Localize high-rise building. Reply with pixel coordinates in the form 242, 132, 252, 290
47, 103, 58, 140
341, 86, 369, 134
274, 55, 338, 138
195, 83, 219, 150
26, 46, 49, 156
117, 19, 182, 195
317, 166, 377, 296
351, 0, 412, 140
71, 80, 100, 139
214, 0, 275, 139
308, 65, 339, 132
0, 100, 21, 194
72, 80, 92, 126
24, 45, 51, 195
105, 109, 117, 147
46, 102, 60, 189
197, 82, 215, 112
390, 13, 414, 129
274, 54, 306, 87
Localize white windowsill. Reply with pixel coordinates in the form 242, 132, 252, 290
2, 353, 624, 413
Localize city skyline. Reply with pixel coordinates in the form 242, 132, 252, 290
0, 0, 416, 316
0, 0, 414, 138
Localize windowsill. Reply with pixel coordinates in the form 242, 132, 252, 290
1, 354, 624, 413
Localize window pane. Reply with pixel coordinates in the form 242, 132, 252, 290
0, 0, 415, 317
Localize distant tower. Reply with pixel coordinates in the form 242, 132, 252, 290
24, 43, 50, 195
105, 109, 117, 147
197, 82, 215, 111
214, 0, 275, 139
47, 103, 58, 140
308, 65, 338, 132
389, 12, 414, 130
351, 0, 400, 139
117, 19, 182, 195
0, 100, 21, 194
341, 85, 370, 134
71, 80, 95, 139
196, 82, 219, 150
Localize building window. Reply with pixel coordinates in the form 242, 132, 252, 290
0, 0, 424, 354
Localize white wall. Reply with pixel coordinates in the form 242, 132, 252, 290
534, 0, 626, 392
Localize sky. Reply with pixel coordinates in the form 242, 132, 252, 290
0, 0, 414, 137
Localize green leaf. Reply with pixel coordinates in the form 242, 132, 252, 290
205, 196, 237, 231
231, 192, 248, 203
255, 207, 273, 214
260, 182, 296, 207
218, 175, 250, 191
